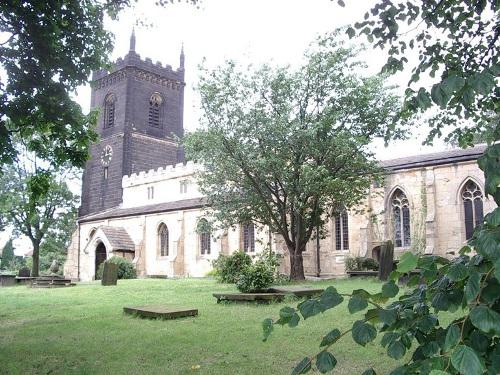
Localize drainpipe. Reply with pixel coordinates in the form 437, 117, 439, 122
316, 224, 321, 277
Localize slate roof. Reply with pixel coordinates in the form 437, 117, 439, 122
380, 144, 487, 171
99, 226, 135, 252
79, 197, 206, 223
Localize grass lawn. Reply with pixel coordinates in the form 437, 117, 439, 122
0, 278, 406, 375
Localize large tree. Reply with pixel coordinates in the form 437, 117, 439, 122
184, 33, 406, 280
0, 156, 78, 277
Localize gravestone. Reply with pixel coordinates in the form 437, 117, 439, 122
101, 262, 118, 286
378, 240, 394, 281
18, 267, 31, 277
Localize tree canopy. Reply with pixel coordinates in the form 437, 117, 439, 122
185, 33, 407, 279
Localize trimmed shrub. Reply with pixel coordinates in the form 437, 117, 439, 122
96, 256, 136, 280
236, 261, 275, 293
345, 256, 379, 271
211, 251, 252, 283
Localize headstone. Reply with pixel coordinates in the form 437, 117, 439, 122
49, 260, 59, 274
18, 267, 31, 277
101, 262, 118, 286
378, 240, 394, 281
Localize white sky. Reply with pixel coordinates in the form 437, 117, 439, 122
2, 0, 453, 254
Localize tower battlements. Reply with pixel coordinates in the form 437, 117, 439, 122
122, 161, 198, 188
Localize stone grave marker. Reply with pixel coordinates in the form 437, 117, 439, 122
101, 262, 118, 286
378, 240, 394, 281
18, 267, 31, 277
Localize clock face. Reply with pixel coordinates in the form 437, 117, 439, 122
101, 145, 113, 166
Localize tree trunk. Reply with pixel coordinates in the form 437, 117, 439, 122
288, 248, 305, 280
31, 241, 40, 277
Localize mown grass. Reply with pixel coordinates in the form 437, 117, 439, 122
0, 278, 406, 375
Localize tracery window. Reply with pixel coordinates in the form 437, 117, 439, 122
462, 180, 484, 240
198, 218, 211, 255
103, 93, 116, 129
242, 223, 255, 253
148, 92, 163, 128
158, 223, 169, 257
392, 189, 411, 247
334, 207, 349, 251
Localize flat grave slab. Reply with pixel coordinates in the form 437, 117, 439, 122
123, 305, 198, 320
268, 286, 324, 297
213, 292, 286, 303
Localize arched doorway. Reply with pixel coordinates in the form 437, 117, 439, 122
95, 242, 107, 277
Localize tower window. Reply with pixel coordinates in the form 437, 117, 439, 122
391, 189, 411, 247
180, 180, 188, 194
103, 93, 116, 129
461, 180, 484, 240
147, 186, 154, 200
148, 92, 163, 128
103, 167, 108, 180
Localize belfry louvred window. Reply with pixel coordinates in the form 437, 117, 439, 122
148, 92, 162, 128
104, 93, 116, 129
461, 180, 484, 240
391, 189, 411, 247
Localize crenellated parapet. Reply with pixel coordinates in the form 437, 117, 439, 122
122, 161, 199, 188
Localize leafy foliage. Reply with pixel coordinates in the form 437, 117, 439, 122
345, 256, 379, 271
211, 251, 252, 283
343, 0, 499, 146
96, 256, 136, 280
184, 31, 407, 279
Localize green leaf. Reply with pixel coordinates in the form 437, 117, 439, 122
382, 281, 399, 298
320, 329, 341, 347
442, 75, 465, 93
262, 318, 273, 342
397, 252, 418, 273
447, 263, 468, 281
288, 313, 301, 328
381, 332, 398, 348
279, 306, 295, 320
429, 371, 451, 375
361, 368, 377, 375
346, 27, 356, 39
298, 299, 324, 320
431, 83, 450, 108
472, 72, 495, 95
292, 357, 311, 375
451, 345, 485, 375
348, 295, 368, 314
465, 271, 481, 303
470, 306, 500, 335
352, 320, 377, 346
379, 308, 397, 325
316, 351, 337, 373
320, 287, 344, 310
495, 258, 500, 283
387, 340, 406, 360
443, 324, 460, 352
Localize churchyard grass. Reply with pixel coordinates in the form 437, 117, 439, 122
1, 278, 412, 374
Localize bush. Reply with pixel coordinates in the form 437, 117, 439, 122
236, 261, 275, 293
96, 256, 136, 280
211, 251, 252, 283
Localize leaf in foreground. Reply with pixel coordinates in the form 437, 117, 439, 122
451, 345, 484, 375
316, 351, 337, 373
352, 320, 377, 346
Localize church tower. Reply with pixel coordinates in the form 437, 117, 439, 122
79, 31, 185, 216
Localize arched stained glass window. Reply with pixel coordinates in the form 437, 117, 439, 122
392, 189, 411, 247
148, 92, 163, 128
243, 223, 255, 253
104, 93, 116, 129
462, 180, 484, 240
198, 218, 211, 255
158, 223, 169, 256
334, 207, 349, 251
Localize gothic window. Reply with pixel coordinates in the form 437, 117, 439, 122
242, 223, 255, 253
461, 180, 484, 240
198, 218, 211, 255
103, 93, 116, 129
158, 223, 169, 257
148, 92, 163, 128
392, 189, 411, 247
334, 207, 349, 251
147, 186, 154, 200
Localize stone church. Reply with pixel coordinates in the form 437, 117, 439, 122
64, 34, 496, 281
